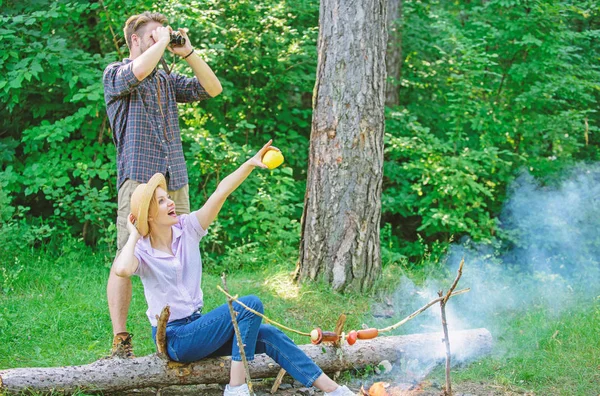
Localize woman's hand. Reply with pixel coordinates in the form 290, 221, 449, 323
195, 140, 280, 230
248, 140, 280, 169
127, 213, 141, 239
114, 213, 141, 277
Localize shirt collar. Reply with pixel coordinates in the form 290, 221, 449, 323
138, 222, 183, 256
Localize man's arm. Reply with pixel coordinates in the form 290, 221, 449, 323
183, 52, 223, 98
131, 26, 171, 81
170, 28, 222, 98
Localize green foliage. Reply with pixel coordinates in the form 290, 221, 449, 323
0, 0, 116, 246
1, 0, 317, 259
1, 0, 600, 266
384, 0, 600, 259
384, 109, 514, 258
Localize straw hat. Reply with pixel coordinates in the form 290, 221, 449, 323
130, 173, 167, 237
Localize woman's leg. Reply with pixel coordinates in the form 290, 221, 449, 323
205, 324, 349, 394
166, 295, 263, 364
253, 324, 334, 389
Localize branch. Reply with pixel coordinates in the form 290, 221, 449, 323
155, 305, 171, 360
378, 288, 470, 333
99, 0, 124, 58
438, 257, 465, 396
443, 258, 464, 305
221, 274, 254, 394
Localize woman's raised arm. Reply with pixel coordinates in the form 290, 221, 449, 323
195, 140, 278, 230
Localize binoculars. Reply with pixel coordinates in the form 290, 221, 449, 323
170, 33, 185, 46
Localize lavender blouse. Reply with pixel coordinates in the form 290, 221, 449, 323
133, 213, 207, 326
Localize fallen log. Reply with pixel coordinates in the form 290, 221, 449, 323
0, 328, 492, 394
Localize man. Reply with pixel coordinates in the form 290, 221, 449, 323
103, 11, 222, 357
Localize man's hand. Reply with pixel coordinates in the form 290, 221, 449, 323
150, 25, 172, 47
167, 27, 194, 58
131, 25, 171, 81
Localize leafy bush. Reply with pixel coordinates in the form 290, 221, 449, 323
1, 0, 317, 267
1, 0, 599, 268
383, 109, 514, 259
383, 0, 600, 260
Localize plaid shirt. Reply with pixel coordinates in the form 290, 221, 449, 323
103, 59, 211, 191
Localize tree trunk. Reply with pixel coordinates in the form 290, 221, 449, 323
0, 329, 492, 394
297, 0, 388, 292
385, 0, 403, 106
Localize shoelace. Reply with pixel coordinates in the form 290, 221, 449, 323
121, 333, 134, 356
113, 333, 134, 358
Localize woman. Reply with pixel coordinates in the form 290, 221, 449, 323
113, 141, 354, 396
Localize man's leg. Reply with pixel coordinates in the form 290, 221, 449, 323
107, 269, 134, 356
169, 184, 190, 215
108, 181, 189, 357
108, 179, 139, 357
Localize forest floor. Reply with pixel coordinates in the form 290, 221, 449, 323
121, 377, 532, 396
119, 359, 533, 396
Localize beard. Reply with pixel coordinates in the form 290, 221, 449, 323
139, 40, 152, 54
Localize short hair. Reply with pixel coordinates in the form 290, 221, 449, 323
123, 12, 168, 50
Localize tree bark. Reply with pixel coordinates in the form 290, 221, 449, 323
0, 329, 492, 394
298, 0, 388, 292
385, 0, 403, 106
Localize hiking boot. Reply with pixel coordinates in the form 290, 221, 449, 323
111, 332, 134, 358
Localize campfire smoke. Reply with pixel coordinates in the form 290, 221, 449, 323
373, 166, 600, 386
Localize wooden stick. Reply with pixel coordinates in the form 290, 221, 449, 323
98, 0, 123, 58
221, 274, 254, 395
217, 285, 311, 337
443, 258, 464, 305
438, 257, 465, 396
155, 305, 171, 360
270, 368, 287, 394
334, 313, 346, 347
438, 291, 451, 396
219, 284, 469, 339
378, 288, 469, 333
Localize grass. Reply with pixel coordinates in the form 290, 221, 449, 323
1, 235, 599, 396
0, 236, 380, 368
432, 301, 600, 396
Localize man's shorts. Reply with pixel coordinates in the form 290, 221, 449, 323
116, 179, 190, 256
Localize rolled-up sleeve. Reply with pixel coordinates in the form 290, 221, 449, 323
171, 73, 212, 103
181, 212, 208, 242
133, 249, 145, 277
103, 62, 141, 99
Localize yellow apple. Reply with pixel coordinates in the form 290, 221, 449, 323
262, 149, 284, 169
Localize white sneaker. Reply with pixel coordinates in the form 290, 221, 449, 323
223, 383, 251, 396
324, 385, 355, 396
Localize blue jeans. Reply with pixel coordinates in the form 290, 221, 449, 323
151, 295, 323, 387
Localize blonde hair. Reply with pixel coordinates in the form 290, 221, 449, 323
123, 11, 168, 50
